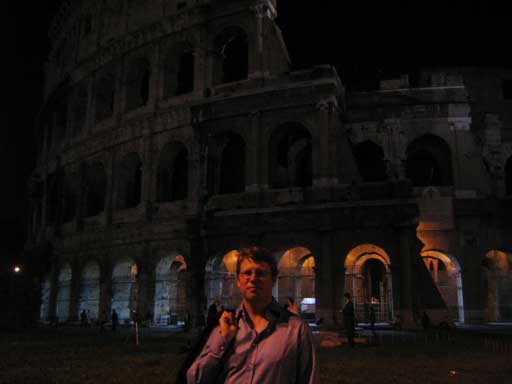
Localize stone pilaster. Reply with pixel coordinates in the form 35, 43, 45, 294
384, 118, 406, 181
398, 227, 415, 329
314, 230, 338, 328
246, 111, 261, 191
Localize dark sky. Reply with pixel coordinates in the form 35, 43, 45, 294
2, 0, 511, 265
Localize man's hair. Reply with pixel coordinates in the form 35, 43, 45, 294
236, 246, 278, 281
344, 292, 351, 299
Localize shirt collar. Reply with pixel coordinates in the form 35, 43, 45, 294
235, 298, 290, 324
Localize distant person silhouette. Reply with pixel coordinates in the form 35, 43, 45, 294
111, 309, 119, 332
343, 292, 355, 348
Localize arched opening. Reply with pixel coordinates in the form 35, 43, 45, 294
126, 57, 150, 111
214, 27, 248, 84
163, 42, 194, 98
276, 247, 316, 314
71, 83, 88, 136
62, 175, 77, 223
505, 156, 512, 196
79, 262, 100, 322
482, 250, 512, 322
95, 72, 115, 122
116, 153, 142, 209
205, 250, 241, 309
112, 258, 138, 323
219, 134, 245, 194
421, 250, 465, 323
353, 140, 387, 182
40, 276, 51, 322
207, 133, 245, 195
157, 142, 188, 202
56, 264, 72, 323
84, 161, 107, 217
406, 135, 453, 187
344, 244, 394, 323
269, 123, 312, 188
154, 254, 187, 325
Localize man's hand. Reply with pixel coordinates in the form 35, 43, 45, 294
287, 303, 299, 315
219, 310, 237, 343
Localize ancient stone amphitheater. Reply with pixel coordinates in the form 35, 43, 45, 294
28, 0, 512, 328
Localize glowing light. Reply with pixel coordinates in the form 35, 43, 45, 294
13, 266, 21, 273
450, 370, 457, 376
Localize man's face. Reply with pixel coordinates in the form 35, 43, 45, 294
237, 258, 274, 304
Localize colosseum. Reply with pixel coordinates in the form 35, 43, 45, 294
28, 0, 512, 329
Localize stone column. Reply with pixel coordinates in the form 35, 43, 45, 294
187, 226, 207, 328
384, 118, 406, 181
315, 99, 338, 187
314, 230, 337, 328
141, 122, 154, 221
105, 152, 115, 225
135, 255, 155, 320
246, 111, 261, 192
398, 226, 415, 329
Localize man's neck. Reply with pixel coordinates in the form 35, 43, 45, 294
243, 299, 271, 332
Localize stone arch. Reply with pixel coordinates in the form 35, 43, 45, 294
153, 254, 188, 325
95, 71, 115, 122
353, 140, 387, 182
482, 250, 512, 322
214, 26, 248, 85
163, 41, 195, 97
56, 264, 72, 322
157, 142, 188, 202
505, 155, 512, 196
78, 261, 101, 321
421, 250, 465, 323
276, 247, 316, 313
116, 152, 142, 209
269, 122, 312, 188
406, 134, 453, 187
344, 244, 394, 322
207, 132, 246, 195
70, 82, 88, 136
40, 275, 51, 322
111, 257, 139, 322
125, 56, 150, 111
205, 250, 241, 309
84, 161, 107, 217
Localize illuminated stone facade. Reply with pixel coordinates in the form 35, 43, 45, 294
28, 0, 512, 328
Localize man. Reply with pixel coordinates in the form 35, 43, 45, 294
342, 292, 355, 348
187, 246, 318, 384
206, 299, 221, 331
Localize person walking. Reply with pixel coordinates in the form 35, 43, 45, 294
343, 292, 355, 348
111, 309, 119, 332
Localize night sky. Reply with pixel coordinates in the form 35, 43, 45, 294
3, 0, 511, 267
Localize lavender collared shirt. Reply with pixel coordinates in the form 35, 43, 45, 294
187, 300, 318, 384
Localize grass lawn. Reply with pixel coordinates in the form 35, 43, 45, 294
1, 328, 511, 383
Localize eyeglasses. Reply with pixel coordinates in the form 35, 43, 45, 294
239, 269, 271, 280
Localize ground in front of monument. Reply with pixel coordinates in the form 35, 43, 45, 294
1, 325, 511, 383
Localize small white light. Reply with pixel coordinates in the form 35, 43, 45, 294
13, 266, 21, 273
